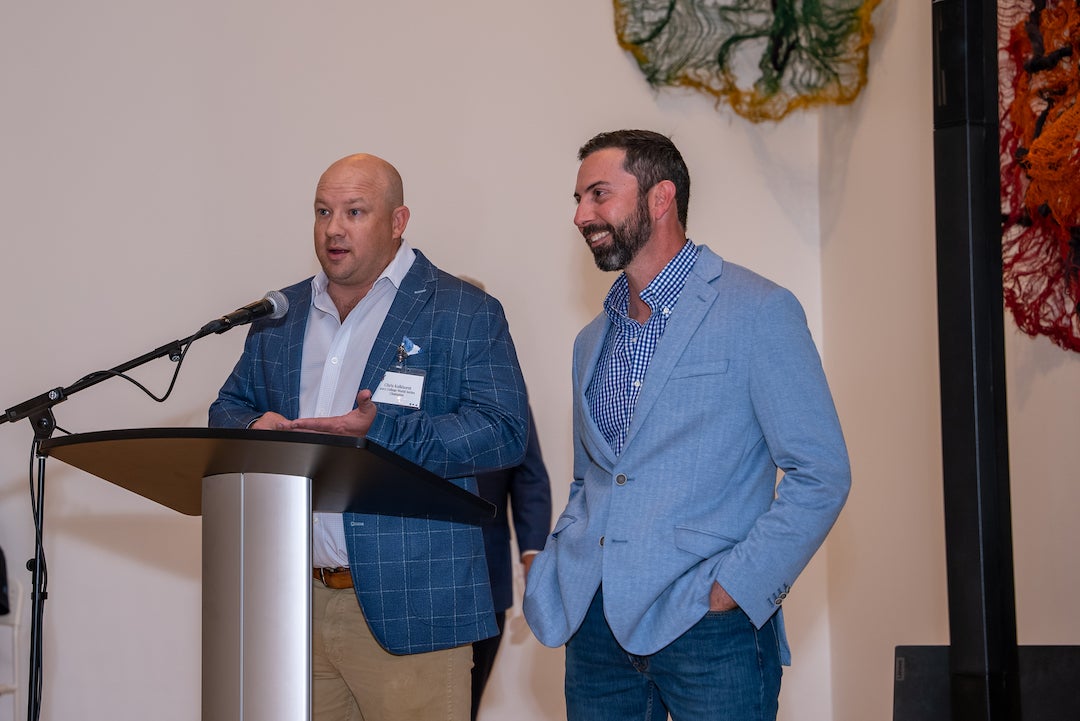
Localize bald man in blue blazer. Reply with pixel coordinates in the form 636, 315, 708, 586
523, 131, 850, 721
210, 153, 528, 721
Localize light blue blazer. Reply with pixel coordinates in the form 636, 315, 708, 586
523, 246, 850, 663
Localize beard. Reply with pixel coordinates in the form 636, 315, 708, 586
584, 194, 652, 272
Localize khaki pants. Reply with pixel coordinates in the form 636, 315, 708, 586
312, 580, 472, 721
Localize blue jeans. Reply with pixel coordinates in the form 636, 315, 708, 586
565, 588, 782, 721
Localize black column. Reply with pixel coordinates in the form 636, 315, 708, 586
931, 1, 1021, 719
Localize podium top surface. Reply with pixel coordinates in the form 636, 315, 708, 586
39, 427, 495, 523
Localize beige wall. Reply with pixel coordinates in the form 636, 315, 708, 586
820, 3, 950, 717
1, 2, 1076, 721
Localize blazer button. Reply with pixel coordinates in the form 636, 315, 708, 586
599, 536, 605, 547
615, 473, 627, 485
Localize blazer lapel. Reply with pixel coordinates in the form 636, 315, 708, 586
576, 314, 619, 466
360, 251, 436, 390
281, 283, 312, 420
619, 249, 724, 451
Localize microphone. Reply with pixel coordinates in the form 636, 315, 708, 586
198, 290, 289, 336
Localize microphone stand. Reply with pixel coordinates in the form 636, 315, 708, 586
1, 330, 204, 721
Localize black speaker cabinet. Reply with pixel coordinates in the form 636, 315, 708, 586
894, 646, 1080, 720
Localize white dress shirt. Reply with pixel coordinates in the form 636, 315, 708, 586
303, 241, 416, 568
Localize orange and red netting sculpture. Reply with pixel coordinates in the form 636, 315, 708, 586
1000, 0, 1080, 352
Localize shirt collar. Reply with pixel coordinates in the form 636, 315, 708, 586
602, 239, 699, 322
312, 239, 417, 302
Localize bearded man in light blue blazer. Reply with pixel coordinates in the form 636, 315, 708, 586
523, 130, 851, 721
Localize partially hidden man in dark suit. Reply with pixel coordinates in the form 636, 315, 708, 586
471, 406, 552, 720
209, 153, 528, 721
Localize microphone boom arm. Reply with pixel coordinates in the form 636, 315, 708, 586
1, 334, 194, 439
1, 291, 285, 440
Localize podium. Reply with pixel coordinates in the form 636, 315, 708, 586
39, 427, 495, 721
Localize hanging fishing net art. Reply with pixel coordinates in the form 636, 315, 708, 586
613, 0, 881, 122
999, 0, 1080, 352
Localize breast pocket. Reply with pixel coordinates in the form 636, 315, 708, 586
663, 360, 733, 417
668, 359, 731, 380
397, 350, 449, 410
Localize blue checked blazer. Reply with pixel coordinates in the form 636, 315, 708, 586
209, 250, 529, 654
523, 246, 850, 663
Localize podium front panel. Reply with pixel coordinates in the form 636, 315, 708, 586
203, 472, 311, 721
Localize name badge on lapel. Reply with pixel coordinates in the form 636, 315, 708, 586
372, 336, 425, 409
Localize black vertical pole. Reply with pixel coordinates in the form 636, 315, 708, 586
931, 1, 1022, 719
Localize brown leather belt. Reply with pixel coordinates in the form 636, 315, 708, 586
313, 566, 353, 590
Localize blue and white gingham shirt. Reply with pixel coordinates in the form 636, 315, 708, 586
587, 240, 700, 454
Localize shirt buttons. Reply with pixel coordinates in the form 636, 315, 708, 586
615, 473, 627, 485
599, 536, 605, 547
330, 356, 339, 365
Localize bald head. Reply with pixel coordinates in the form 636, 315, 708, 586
318, 153, 404, 208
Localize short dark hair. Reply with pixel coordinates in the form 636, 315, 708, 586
578, 129, 690, 228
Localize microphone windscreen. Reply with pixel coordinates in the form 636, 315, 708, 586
264, 290, 289, 319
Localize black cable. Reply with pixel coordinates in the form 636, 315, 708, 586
72, 337, 194, 405
26, 441, 47, 721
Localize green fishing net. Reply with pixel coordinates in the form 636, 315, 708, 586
614, 0, 881, 122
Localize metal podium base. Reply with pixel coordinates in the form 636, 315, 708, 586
203, 472, 312, 721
